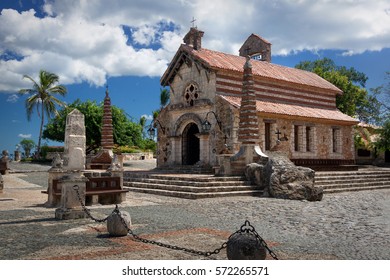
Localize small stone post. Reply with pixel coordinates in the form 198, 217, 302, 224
0, 174, 4, 193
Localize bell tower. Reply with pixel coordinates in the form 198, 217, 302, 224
239, 34, 272, 62
183, 27, 204, 50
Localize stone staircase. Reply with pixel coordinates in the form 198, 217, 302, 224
316, 168, 390, 193
123, 167, 390, 199
123, 172, 262, 199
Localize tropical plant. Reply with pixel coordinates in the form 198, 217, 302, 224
19, 70, 67, 157
295, 58, 381, 122
160, 88, 170, 109
42, 99, 150, 153
19, 139, 36, 158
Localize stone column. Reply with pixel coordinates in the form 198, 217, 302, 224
63, 109, 86, 171
228, 56, 268, 175
197, 133, 210, 164
14, 151, 21, 162
55, 109, 88, 219
169, 136, 181, 165
88, 87, 114, 169
101, 86, 114, 149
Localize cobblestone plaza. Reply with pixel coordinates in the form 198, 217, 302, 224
0, 161, 389, 260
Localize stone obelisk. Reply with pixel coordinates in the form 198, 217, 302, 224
101, 86, 114, 149
89, 86, 114, 169
229, 56, 268, 175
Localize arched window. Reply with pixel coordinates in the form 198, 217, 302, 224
184, 83, 199, 106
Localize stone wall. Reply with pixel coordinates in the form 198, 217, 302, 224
220, 105, 355, 162
122, 152, 154, 161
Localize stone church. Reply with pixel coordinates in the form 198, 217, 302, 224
156, 27, 359, 173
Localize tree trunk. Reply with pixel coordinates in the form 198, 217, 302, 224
37, 102, 44, 158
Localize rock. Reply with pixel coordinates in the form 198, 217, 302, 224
0, 174, 3, 193
263, 153, 322, 201
244, 163, 264, 187
107, 211, 131, 237
227, 231, 267, 260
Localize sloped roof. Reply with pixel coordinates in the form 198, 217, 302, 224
161, 44, 342, 94
220, 95, 358, 124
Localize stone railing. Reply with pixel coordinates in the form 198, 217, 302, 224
122, 152, 154, 161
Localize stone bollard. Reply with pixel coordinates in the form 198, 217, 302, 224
107, 210, 131, 237
226, 231, 267, 260
0, 174, 3, 193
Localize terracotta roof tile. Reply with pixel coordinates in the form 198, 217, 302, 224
181, 45, 342, 93
220, 95, 358, 124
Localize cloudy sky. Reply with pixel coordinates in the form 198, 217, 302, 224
0, 0, 390, 154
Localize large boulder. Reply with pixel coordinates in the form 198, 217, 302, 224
245, 153, 323, 201
244, 163, 264, 187
263, 153, 322, 201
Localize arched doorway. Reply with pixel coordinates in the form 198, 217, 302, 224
182, 123, 200, 165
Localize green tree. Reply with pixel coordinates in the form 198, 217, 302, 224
19, 139, 35, 158
42, 99, 145, 152
371, 72, 390, 152
375, 119, 390, 152
160, 88, 170, 109
295, 58, 380, 122
139, 115, 147, 138
19, 70, 67, 157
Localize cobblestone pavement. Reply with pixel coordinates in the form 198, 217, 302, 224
0, 161, 389, 260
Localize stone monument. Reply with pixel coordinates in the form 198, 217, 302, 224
55, 109, 88, 219
218, 57, 268, 176
88, 86, 114, 169
0, 150, 10, 175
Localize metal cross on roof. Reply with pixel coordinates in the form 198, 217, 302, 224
191, 17, 197, 28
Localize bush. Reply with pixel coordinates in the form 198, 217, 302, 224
40, 145, 64, 159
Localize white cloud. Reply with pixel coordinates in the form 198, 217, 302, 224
0, 0, 389, 92
6, 94, 18, 103
141, 114, 154, 121
18, 133, 32, 138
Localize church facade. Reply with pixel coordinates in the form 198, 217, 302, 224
155, 28, 359, 171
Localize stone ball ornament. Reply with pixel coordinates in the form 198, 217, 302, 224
107, 210, 131, 237
226, 220, 270, 260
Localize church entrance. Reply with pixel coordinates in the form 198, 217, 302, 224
182, 123, 200, 165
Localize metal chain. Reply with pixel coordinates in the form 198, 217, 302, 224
72, 185, 278, 259
240, 220, 279, 260
115, 207, 230, 257
73, 185, 117, 223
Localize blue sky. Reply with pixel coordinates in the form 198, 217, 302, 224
1, 0, 389, 156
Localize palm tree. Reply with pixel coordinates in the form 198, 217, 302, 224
19, 70, 67, 157
139, 115, 147, 138
160, 88, 170, 109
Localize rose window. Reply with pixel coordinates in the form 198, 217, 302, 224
184, 83, 199, 106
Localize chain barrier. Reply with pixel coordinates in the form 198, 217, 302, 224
72, 184, 278, 259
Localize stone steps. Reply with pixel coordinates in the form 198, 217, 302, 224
123, 168, 390, 198
316, 169, 390, 193
154, 165, 213, 174
123, 173, 262, 199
